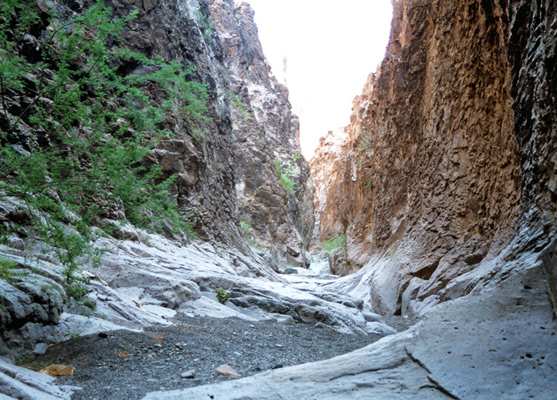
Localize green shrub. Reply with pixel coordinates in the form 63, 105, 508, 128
215, 287, 229, 304
198, 11, 215, 44
273, 159, 296, 194
0, 0, 207, 299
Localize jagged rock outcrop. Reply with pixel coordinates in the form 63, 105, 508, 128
312, 0, 523, 315
50, 0, 315, 258
210, 0, 315, 267
106, 0, 241, 246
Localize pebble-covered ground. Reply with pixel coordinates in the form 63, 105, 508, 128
19, 315, 410, 400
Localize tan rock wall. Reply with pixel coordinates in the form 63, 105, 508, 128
312, 0, 522, 314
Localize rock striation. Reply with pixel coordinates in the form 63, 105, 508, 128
508, 0, 557, 315
312, 0, 523, 315
109, 0, 314, 257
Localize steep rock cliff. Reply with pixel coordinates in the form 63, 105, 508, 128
210, 1, 315, 267
106, 0, 241, 246
508, 0, 557, 314
162, 1, 557, 396
312, 0, 523, 315
108, 0, 314, 256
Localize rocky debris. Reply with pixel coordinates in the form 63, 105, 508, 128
0, 228, 393, 364
0, 271, 65, 330
143, 253, 557, 400
209, 0, 315, 266
311, 0, 522, 315
180, 370, 196, 379
214, 364, 238, 378
17, 315, 391, 400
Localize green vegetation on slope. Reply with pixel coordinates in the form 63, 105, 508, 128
274, 159, 296, 194
0, 0, 209, 298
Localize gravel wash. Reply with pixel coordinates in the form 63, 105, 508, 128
19, 315, 393, 400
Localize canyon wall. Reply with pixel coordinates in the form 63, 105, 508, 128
508, 0, 557, 314
210, 0, 314, 267
313, 0, 529, 315
109, 0, 314, 259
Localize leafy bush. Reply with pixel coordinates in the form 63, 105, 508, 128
215, 287, 229, 304
0, 0, 208, 298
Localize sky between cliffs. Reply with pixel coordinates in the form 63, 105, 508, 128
243, 0, 393, 157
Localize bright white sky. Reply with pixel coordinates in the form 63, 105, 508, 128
242, 0, 393, 157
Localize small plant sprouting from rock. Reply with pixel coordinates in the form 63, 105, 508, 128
215, 288, 229, 304
364, 178, 373, 190
274, 159, 296, 194
240, 220, 251, 234
0, 257, 25, 284
198, 11, 215, 44
228, 90, 248, 120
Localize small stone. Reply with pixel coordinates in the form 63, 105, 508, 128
275, 344, 283, 348
181, 369, 196, 379
33, 343, 49, 355
214, 364, 239, 378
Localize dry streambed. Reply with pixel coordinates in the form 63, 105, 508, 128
20, 315, 392, 400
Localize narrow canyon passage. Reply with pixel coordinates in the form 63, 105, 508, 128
1, 0, 556, 399
17, 246, 403, 400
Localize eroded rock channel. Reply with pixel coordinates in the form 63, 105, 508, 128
1, 0, 557, 399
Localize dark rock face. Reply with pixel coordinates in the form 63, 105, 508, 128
98, 0, 315, 256
107, 0, 242, 246
508, 0, 557, 314
0, 275, 64, 331
209, 0, 315, 266
312, 0, 522, 314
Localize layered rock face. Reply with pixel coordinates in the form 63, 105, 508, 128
312, 0, 524, 315
210, 1, 315, 267
107, 0, 241, 246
